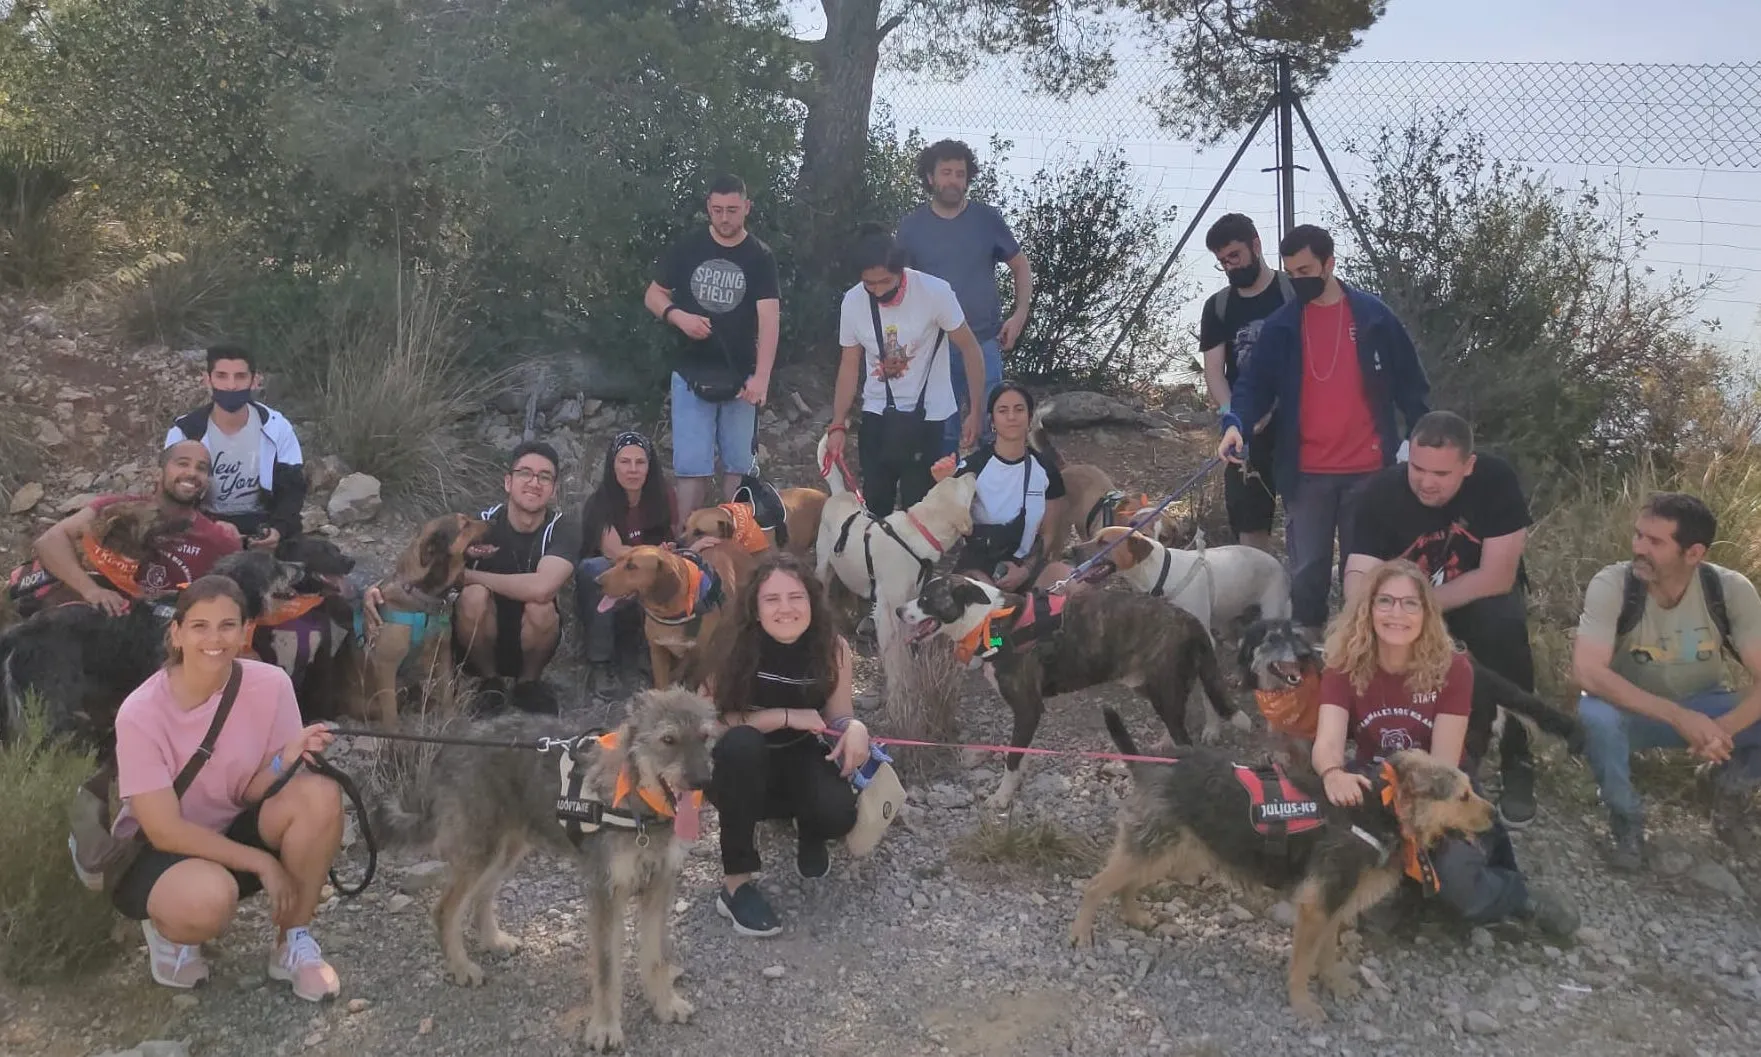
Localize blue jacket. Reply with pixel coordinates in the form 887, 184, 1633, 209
1218, 284, 1431, 496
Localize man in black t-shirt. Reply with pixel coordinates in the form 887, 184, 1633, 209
1198, 214, 1292, 551
1344, 410, 1540, 826
644, 174, 781, 521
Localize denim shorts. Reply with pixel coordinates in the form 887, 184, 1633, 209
670, 372, 758, 478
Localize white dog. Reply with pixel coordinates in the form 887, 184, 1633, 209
815, 434, 976, 653
1070, 526, 1290, 638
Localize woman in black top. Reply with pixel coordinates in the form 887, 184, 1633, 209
574, 431, 676, 693
701, 552, 866, 937
955, 383, 1075, 591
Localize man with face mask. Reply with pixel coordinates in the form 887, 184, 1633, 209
1217, 224, 1430, 636
1199, 213, 1295, 553
164, 346, 307, 550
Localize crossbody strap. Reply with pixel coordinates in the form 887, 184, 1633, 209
870, 293, 944, 413
171, 661, 244, 799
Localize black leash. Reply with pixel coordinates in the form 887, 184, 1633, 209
259, 752, 378, 898
324, 725, 592, 755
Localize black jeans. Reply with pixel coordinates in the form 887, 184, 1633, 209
1429, 782, 1530, 924
858, 411, 951, 518
709, 724, 858, 876
1444, 589, 1535, 774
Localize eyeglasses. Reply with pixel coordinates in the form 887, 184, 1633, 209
511, 468, 556, 486
1373, 594, 1424, 614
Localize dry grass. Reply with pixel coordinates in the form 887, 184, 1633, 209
91, 240, 245, 347
952, 814, 1100, 870
0, 399, 45, 508
0, 702, 119, 983
879, 627, 964, 779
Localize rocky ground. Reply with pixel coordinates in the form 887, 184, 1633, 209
1, 302, 1757, 1057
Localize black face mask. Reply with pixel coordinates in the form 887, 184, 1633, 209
1290, 275, 1327, 304
869, 283, 902, 306
1224, 258, 1263, 289
211, 387, 253, 413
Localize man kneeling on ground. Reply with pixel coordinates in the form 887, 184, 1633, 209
1573, 492, 1761, 870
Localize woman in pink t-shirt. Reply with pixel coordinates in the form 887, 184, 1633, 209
1310, 560, 1576, 938
111, 575, 346, 1000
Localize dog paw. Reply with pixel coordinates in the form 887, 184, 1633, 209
1289, 996, 1328, 1024
584, 1018, 624, 1053
984, 789, 1015, 810
483, 929, 522, 956
1121, 906, 1155, 930
1067, 925, 1094, 948
446, 961, 486, 987
1230, 710, 1254, 732
651, 992, 694, 1024
1198, 721, 1222, 746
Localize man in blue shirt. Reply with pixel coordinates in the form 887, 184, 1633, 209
897, 139, 1032, 453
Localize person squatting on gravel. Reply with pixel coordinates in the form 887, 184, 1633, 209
697, 552, 868, 937
574, 430, 677, 699
106, 576, 347, 1000
1312, 561, 1578, 938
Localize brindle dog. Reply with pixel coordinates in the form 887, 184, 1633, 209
1072, 708, 1497, 1023
897, 573, 1251, 808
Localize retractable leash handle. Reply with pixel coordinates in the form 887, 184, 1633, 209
1049, 456, 1222, 595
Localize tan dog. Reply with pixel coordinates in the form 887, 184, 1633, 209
680, 487, 828, 558
596, 544, 742, 689
354, 514, 496, 726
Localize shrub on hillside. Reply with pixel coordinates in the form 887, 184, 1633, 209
0, 704, 117, 983
0, 144, 118, 292
96, 240, 247, 348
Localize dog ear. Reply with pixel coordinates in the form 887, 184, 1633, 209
950, 577, 993, 611
1393, 753, 1457, 805
421, 520, 459, 569
1126, 532, 1154, 566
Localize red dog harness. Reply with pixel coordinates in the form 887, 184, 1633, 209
1232, 763, 1325, 839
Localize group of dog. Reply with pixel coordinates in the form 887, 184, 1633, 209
0, 428, 1589, 1049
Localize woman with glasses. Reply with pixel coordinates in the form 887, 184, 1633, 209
575, 431, 677, 696
1312, 560, 1577, 937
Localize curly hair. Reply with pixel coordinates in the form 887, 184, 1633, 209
698, 551, 843, 717
1322, 560, 1458, 695
916, 138, 980, 194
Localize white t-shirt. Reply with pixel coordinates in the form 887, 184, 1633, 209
957, 445, 1067, 561
204, 415, 264, 516
838, 269, 965, 421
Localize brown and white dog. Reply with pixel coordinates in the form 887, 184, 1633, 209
595, 544, 742, 690
679, 487, 828, 559
1029, 416, 1185, 549
896, 572, 1251, 808
1069, 526, 1290, 641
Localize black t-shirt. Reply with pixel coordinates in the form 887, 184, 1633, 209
1352, 453, 1532, 588
1197, 276, 1292, 385
471, 504, 584, 577
751, 635, 828, 746
653, 228, 780, 375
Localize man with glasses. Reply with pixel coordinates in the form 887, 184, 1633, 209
455, 442, 584, 711
1198, 214, 1293, 552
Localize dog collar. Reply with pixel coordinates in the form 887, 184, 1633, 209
952, 593, 1067, 665
646, 550, 720, 626
716, 502, 770, 554
954, 605, 1015, 665
904, 510, 945, 555
257, 593, 326, 628
1149, 547, 1173, 596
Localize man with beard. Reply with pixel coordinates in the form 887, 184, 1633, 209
164, 345, 307, 550
645, 175, 780, 521
1574, 492, 1761, 869
1342, 411, 1540, 827
1198, 214, 1294, 552
897, 139, 1031, 452
28, 440, 242, 615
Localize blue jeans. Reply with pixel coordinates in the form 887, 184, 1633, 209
941, 336, 1003, 455
574, 556, 624, 665
1579, 688, 1761, 824
1283, 470, 1377, 628
670, 372, 757, 478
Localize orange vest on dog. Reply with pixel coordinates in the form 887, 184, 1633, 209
717, 503, 770, 554
1254, 670, 1322, 741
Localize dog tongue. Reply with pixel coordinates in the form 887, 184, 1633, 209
673, 794, 701, 842
596, 595, 620, 614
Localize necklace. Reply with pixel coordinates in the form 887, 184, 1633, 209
1306, 297, 1349, 383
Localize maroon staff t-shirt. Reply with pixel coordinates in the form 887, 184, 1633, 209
1321, 652, 1473, 766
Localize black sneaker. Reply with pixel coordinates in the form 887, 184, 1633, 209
586, 663, 624, 702
1518, 887, 1580, 939
1607, 814, 1645, 873
510, 681, 560, 715
796, 839, 830, 880
716, 882, 782, 937
1497, 757, 1537, 830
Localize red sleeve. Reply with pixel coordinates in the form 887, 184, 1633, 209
1319, 666, 1355, 712
1437, 654, 1474, 717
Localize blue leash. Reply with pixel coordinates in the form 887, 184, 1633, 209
1049, 456, 1222, 595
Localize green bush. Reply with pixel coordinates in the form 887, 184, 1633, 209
98, 240, 247, 347
0, 144, 118, 291
0, 704, 117, 983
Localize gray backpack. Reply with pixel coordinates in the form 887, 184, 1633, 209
1210, 271, 1296, 326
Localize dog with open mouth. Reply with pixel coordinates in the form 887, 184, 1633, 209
1238, 617, 1325, 739
896, 572, 1251, 808
595, 544, 742, 690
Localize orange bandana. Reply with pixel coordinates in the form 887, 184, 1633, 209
1254, 670, 1322, 740
599, 730, 704, 819
259, 593, 326, 628
1379, 760, 1439, 892
717, 503, 770, 554
80, 535, 147, 599
1111, 493, 1155, 526
954, 605, 1015, 665
650, 554, 706, 623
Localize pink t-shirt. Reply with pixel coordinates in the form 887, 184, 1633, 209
114, 659, 303, 836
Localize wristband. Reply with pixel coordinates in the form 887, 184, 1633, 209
826, 423, 847, 435
661, 304, 679, 323
1218, 403, 1230, 416
270, 752, 286, 777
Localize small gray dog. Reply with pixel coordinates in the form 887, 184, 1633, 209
376, 688, 717, 1052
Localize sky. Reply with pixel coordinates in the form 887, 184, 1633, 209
836, 0, 1761, 366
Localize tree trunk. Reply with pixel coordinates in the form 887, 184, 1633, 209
795, 0, 888, 285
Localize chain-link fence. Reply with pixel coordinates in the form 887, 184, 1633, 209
874, 58, 1761, 358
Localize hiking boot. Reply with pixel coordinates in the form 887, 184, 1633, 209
716, 882, 782, 938
796, 839, 831, 880
1358, 886, 1419, 936
510, 680, 560, 715
142, 921, 209, 990
1518, 887, 1580, 939
269, 926, 341, 1002
1607, 814, 1645, 873
1497, 757, 1538, 830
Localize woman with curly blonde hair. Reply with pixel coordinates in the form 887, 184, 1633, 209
1310, 560, 1577, 937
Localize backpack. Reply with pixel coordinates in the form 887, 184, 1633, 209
1614, 563, 1737, 660
1209, 271, 1296, 325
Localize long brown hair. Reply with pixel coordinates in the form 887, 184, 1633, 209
699, 552, 841, 716
1322, 560, 1458, 695
162, 575, 247, 667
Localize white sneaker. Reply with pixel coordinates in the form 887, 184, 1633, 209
269, 927, 341, 1002
141, 921, 209, 989
68, 833, 104, 892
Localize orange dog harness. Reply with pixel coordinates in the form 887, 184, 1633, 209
1379, 760, 1439, 891
717, 503, 771, 554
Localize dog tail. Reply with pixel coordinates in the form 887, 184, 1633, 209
369, 793, 437, 851
1102, 706, 1141, 759
816, 432, 848, 495
1472, 660, 1586, 754
1028, 403, 1066, 471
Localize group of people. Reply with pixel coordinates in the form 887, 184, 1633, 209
15, 142, 1758, 1004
